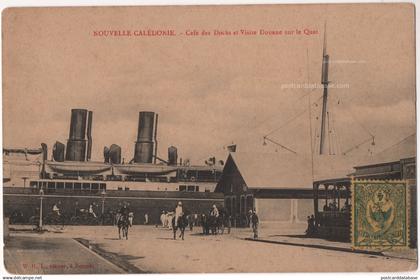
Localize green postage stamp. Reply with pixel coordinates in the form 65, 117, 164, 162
352, 180, 409, 249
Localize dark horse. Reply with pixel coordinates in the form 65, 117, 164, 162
207, 210, 227, 235
117, 215, 129, 240
208, 215, 218, 235
172, 213, 188, 240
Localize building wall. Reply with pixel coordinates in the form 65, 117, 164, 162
217, 156, 315, 226
255, 198, 313, 224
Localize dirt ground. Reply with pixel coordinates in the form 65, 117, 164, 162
4, 224, 417, 273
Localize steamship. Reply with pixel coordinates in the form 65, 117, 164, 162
3, 109, 224, 225
25, 109, 223, 193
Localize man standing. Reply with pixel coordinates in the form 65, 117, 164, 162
251, 210, 259, 239
144, 213, 149, 225
160, 211, 166, 227
248, 210, 253, 228
128, 212, 134, 227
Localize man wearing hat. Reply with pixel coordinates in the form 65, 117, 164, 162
174, 201, 183, 227
119, 202, 130, 223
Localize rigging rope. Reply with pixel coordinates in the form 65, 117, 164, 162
264, 95, 323, 137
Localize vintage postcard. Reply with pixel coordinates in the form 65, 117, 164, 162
1, 3, 417, 275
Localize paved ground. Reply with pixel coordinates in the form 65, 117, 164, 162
4, 224, 418, 273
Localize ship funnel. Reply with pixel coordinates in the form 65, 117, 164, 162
168, 146, 178, 165
53, 141, 65, 162
134, 111, 158, 163
65, 109, 93, 161
109, 144, 122, 164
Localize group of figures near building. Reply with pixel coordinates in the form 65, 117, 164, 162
19, 200, 137, 230
158, 202, 260, 239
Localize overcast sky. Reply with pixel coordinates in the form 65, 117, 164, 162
3, 4, 415, 164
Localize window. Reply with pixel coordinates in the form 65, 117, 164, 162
82, 183, 90, 190
117, 187, 123, 190
74, 183, 81, 190
65, 182, 73, 190
29, 181, 38, 188
99, 183, 106, 190
179, 185, 186, 192
92, 183, 99, 190
47, 182, 55, 189
56, 182, 64, 189
195, 186, 200, 192
124, 187, 130, 191
187, 185, 195, 192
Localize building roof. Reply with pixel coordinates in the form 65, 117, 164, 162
225, 152, 360, 190
219, 134, 416, 191
355, 133, 416, 167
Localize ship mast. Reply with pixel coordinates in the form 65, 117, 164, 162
319, 23, 329, 155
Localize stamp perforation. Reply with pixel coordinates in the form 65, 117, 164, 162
351, 178, 410, 252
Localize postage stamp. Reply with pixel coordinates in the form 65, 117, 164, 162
352, 180, 409, 250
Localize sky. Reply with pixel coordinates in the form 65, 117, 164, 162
3, 4, 416, 165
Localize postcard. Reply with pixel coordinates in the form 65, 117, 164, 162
2, 3, 417, 275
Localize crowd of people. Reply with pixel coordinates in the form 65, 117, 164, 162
159, 201, 198, 230
47, 200, 260, 238
157, 203, 259, 238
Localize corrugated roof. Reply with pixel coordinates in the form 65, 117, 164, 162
227, 152, 361, 190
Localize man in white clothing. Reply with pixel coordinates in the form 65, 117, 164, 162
174, 201, 183, 227
210, 204, 219, 218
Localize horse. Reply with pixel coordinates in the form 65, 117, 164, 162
208, 214, 221, 235
117, 215, 129, 240
187, 214, 194, 231
128, 212, 134, 227
172, 213, 188, 240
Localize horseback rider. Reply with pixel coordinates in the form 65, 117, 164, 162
89, 203, 97, 218
210, 204, 219, 217
119, 203, 130, 222
52, 202, 61, 216
174, 201, 183, 227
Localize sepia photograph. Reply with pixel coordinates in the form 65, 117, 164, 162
1, 3, 417, 275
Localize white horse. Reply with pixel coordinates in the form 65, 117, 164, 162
128, 212, 134, 227
166, 212, 174, 229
